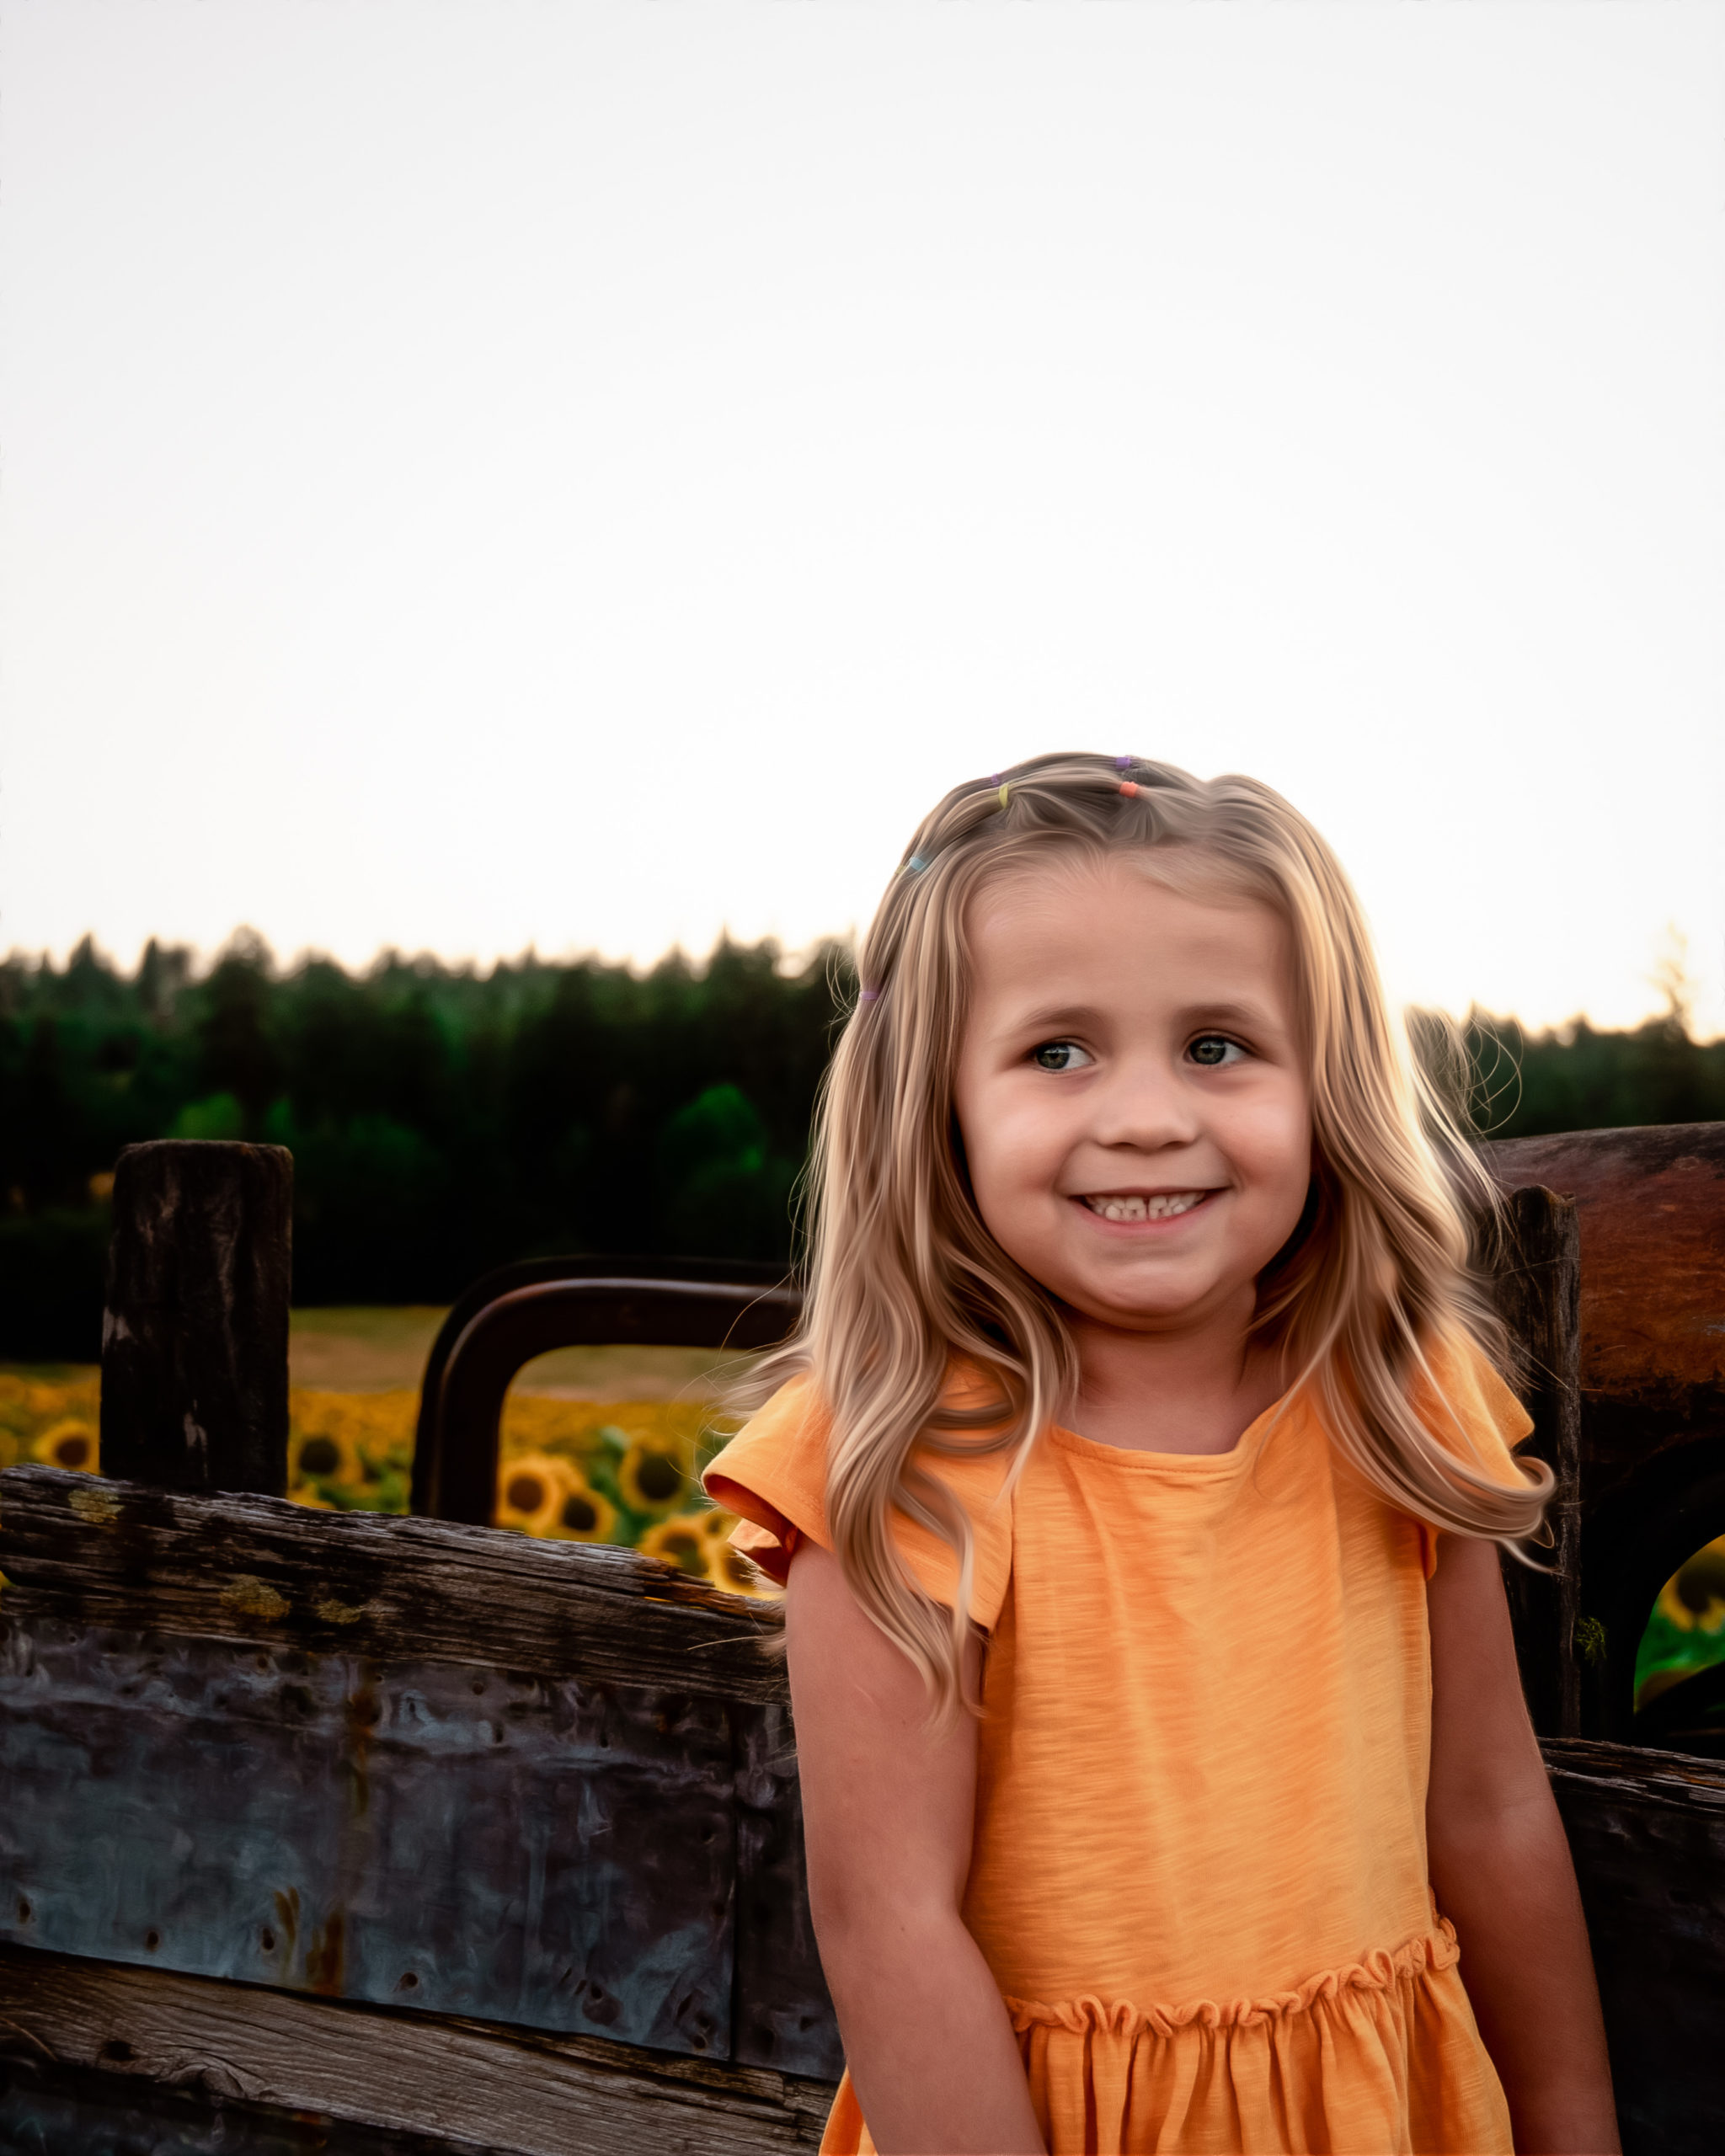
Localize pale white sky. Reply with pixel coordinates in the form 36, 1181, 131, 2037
3, 1, 1722, 1033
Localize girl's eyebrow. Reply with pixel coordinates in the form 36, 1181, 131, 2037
1005, 996, 1281, 1036
1176, 998, 1282, 1033
1006, 1002, 1106, 1035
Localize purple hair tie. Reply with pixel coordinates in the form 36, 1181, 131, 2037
859, 986, 879, 1003
1114, 755, 1135, 770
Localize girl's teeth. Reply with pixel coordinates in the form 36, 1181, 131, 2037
1084, 1192, 1203, 1223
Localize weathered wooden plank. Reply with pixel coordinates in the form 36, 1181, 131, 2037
0, 1620, 737, 2057
0, 1945, 838, 2155
1541, 1737, 1725, 2156
0, 2057, 494, 2155
0, 1469, 841, 2082
0, 1465, 789, 1705
100, 1140, 293, 1497
1485, 1187, 1583, 1737
731, 1701, 834, 2074
1482, 1123, 1725, 1482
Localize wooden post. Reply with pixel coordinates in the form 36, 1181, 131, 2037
1487, 1184, 1583, 1738
99, 1140, 292, 1497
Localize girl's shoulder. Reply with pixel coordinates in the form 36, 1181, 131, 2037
702, 1367, 1017, 1627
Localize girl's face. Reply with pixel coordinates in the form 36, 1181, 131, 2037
953, 852, 1314, 1342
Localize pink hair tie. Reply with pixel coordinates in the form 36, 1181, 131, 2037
859, 986, 880, 1002
1119, 780, 1140, 798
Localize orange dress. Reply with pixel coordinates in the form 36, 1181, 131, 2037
703, 1341, 1535, 2156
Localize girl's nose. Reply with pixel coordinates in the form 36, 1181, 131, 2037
1089, 1062, 1203, 1153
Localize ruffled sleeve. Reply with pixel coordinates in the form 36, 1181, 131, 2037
702, 1371, 1016, 1630
1408, 1333, 1540, 1577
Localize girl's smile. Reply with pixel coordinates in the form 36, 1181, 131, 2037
1075, 1187, 1215, 1224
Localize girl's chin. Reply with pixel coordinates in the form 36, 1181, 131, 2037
1047, 1258, 1231, 1321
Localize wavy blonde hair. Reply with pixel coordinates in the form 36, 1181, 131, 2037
747, 752, 1551, 1718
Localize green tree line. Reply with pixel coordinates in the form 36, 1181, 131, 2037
0, 933, 850, 1357
3, 934, 1722, 1360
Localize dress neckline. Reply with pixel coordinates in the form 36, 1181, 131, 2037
1044, 1387, 1300, 1473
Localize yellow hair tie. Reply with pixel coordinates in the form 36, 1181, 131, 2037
997, 782, 1011, 810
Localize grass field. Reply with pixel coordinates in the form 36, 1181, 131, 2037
287, 1305, 760, 1401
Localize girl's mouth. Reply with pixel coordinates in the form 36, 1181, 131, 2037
1076, 1190, 1212, 1225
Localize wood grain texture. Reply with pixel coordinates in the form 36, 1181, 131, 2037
0, 1945, 838, 2155
1482, 1124, 1725, 1475
0, 2058, 498, 2155
1486, 1187, 1583, 1737
1539, 1739, 1725, 2156
0, 1620, 737, 2057
99, 1141, 293, 1497
0, 1465, 789, 1705
730, 1704, 832, 2072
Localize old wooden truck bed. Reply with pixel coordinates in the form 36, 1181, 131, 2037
3, 1131, 1723, 2154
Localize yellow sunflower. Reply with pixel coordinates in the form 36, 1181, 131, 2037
552, 1470, 619, 1545
708, 1536, 777, 1599
290, 1426, 364, 1489
31, 1418, 99, 1473
1657, 1534, 1725, 1634
697, 1506, 737, 1540
638, 1516, 711, 1578
617, 1438, 691, 1516
496, 1452, 578, 1536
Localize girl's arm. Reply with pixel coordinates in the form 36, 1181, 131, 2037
1426, 1534, 1620, 2155
785, 1538, 1046, 2156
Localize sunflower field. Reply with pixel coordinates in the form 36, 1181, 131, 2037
0, 1372, 774, 1599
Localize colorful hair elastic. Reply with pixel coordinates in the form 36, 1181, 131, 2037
906, 853, 928, 873
859, 986, 880, 1002
1119, 780, 1140, 798
1114, 755, 1135, 771
996, 782, 1011, 809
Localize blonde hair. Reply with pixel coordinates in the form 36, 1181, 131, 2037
749, 753, 1551, 1718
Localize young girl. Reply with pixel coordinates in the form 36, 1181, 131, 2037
703, 754, 1617, 2156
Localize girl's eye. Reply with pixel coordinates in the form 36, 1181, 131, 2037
1188, 1034, 1245, 1069
1032, 1040, 1092, 1072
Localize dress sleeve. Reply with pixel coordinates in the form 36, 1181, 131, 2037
702, 1373, 1016, 1630
1408, 1332, 1541, 1578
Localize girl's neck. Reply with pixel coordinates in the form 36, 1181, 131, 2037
1065, 1301, 1286, 1457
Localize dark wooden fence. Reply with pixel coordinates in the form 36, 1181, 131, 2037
1, 1132, 1722, 2153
